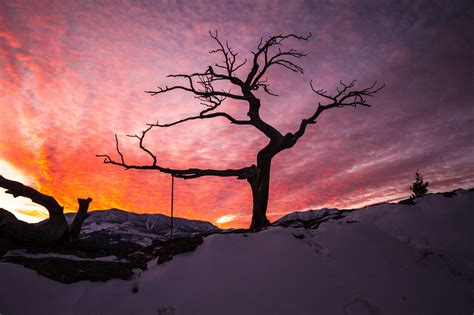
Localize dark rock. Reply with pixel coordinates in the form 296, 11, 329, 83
398, 198, 415, 205
66, 231, 144, 259
293, 233, 305, 239
442, 191, 457, 198
153, 235, 204, 265
274, 211, 344, 229
132, 282, 139, 293
346, 220, 358, 224
219, 228, 252, 234
1, 256, 138, 283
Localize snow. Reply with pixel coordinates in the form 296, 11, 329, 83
275, 207, 340, 223
344, 190, 474, 280
3, 249, 124, 262
0, 190, 473, 314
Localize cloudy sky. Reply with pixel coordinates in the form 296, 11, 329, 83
0, 0, 473, 227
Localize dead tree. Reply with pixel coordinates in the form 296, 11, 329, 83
0, 175, 92, 248
97, 31, 384, 230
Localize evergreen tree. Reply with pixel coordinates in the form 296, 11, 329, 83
410, 170, 429, 198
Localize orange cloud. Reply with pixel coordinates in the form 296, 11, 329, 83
1, 1, 473, 228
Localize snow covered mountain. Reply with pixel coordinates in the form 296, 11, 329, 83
65, 208, 219, 245
274, 207, 342, 227
1, 189, 473, 314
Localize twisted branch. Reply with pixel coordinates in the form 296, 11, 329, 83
245, 33, 311, 93
310, 80, 385, 108
284, 80, 385, 148
97, 126, 256, 180
0, 175, 63, 217
209, 30, 247, 77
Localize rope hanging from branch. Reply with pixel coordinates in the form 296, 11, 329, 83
170, 174, 174, 240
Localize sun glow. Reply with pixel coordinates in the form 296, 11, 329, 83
216, 214, 236, 225
0, 160, 49, 223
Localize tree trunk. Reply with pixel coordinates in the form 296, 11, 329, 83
0, 209, 69, 246
0, 175, 92, 248
69, 197, 93, 240
248, 156, 272, 231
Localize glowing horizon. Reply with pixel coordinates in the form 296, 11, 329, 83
1, 1, 473, 228
0, 160, 49, 223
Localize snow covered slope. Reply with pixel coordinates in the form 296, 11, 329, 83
0, 190, 472, 314
275, 207, 340, 223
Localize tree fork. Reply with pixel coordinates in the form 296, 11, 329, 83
98, 31, 384, 230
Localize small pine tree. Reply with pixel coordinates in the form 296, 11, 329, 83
410, 170, 429, 198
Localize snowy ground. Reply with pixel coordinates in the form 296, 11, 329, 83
0, 190, 472, 314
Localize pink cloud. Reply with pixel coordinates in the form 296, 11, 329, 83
0, 0, 473, 228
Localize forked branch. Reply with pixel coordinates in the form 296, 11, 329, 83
310, 80, 385, 108
96, 126, 256, 180
69, 197, 93, 239
145, 31, 251, 109
145, 71, 245, 101
286, 80, 385, 148
246, 33, 311, 93
209, 30, 247, 77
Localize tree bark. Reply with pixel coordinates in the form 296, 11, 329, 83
0, 175, 92, 248
69, 197, 93, 240
248, 144, 276, 230
248, 165, 271, 230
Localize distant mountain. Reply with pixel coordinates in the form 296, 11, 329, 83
65, 208, 219, 245
274, 189, 473, 226
274, 208, 341, 227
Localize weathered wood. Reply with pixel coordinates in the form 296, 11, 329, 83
0, 175, 92, 247
70, 198, 93, 240
0, 175, 63, 217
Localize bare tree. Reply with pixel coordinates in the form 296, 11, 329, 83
97, 31, 384, 230
0, 175, 92, 247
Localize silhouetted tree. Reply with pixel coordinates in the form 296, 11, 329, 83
0, 175, 92, 248
98, 31, 384, 230
410, 170, 429, 198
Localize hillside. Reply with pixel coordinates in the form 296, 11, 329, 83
0, 189, 472, 314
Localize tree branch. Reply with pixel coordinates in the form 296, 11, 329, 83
97, 127, 256, 180
148, 112, 251, 128
69, 197, 93, 240
145, 79, 245, 100
146, 30, 251, 107
310, 80, 385, 108
126, 125, 157, 166
245, 33, 311, 94
209, 30, 247, 77
284, 80, 385, 148
96, 154, 256, 180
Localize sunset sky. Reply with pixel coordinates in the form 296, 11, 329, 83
1, 0, 473, 228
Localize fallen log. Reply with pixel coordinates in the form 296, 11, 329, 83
0, 175, 92, 248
